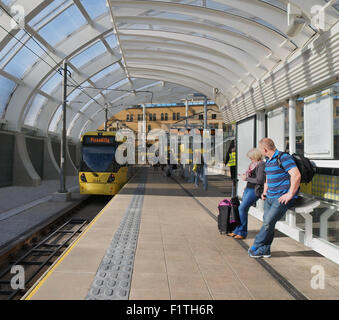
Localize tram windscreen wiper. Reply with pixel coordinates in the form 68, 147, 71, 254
81, 162, 99, 177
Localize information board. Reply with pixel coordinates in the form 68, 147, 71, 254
267, 107, 285, 152
304, 89, 334, 159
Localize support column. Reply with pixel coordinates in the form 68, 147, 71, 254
185, 99, 189, 130
320, 207, 336, 240
289, 98, 296, 154
256, 110, 266, 146
138, 104, 147, 165
54, 60, 71, 201
204, 96, 208, 130
203, 96, 208, 190
104, 104, 108, 131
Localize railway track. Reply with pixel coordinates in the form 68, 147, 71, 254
0, 195, 111, 300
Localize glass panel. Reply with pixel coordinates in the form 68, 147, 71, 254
24, 94, 47, 126
1, 0, 14, 5
28, 0, 70, 29
49, 105, 62, 132
80, 0, 108, 19
38, 5, 87, 46
0, 75, 16, 117
67, 88, 83, 104
70, 41, 107, 69
104, 78, 129, 92
4, 38, 47, 78
41, 72, 62, 94
105, 34, 118, 49
90, 64, 120, 83
0, 30, 27, 65
80, 100, 93, 113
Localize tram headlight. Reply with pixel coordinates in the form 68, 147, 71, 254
107, 174, 115, 183
80, 173, 87, 182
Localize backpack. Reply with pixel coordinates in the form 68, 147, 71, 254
277, 152, 315, 184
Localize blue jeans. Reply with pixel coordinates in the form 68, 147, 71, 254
194, 165, 207, 190
233, 187, 257, 237
253, 197, 296, 253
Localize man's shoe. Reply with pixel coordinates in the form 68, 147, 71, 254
248, 248, 271, 258
227, 233, 236, 237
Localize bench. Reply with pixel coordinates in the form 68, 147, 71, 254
285, 193, 338, 246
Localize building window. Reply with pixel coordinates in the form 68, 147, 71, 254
126, 114, 130, 122
138, 114, 142, 121
336, 106, 339, 117
148, 125, 152, 132
130, 114, 133, 122
173, 113, 176, 121
177, 113, 180, 120
212, 114, 217, 119
161, 113, 164, 121
149, 113, 152, 121
165, 113, 168, 121
153, 113, 156, 121
199, 114, 203, 120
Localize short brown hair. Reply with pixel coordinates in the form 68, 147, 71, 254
259, 138, 276, 151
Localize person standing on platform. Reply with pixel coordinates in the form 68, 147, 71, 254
248, 138, 301, 258
226, 147, 237, 181
228, 148, 266, 239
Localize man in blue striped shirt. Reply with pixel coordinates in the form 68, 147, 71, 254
248, 138, 301, 258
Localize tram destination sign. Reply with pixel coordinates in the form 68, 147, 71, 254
83, 136, 116, 145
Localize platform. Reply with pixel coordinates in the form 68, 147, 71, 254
25, 169, 339, 300
0, 176, 87, 256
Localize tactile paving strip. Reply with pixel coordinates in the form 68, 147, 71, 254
86, 176, 146, 300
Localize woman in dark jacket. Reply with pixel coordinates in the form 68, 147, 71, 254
228, 148, 266, 239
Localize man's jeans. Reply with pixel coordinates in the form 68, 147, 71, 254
253, 197, 295, 253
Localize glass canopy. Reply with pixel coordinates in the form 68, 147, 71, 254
0, 0, 337, 139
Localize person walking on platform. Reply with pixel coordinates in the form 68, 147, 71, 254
248, 138, 301, 258
228, 148, 266, 239
194, 149, 208, 191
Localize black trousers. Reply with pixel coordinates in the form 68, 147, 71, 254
229, 166, 237, 180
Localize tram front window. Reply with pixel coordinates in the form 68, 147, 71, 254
82, 145, 117, 172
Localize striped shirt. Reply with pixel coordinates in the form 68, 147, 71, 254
265, 150, 298, 199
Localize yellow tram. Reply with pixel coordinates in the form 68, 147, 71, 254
79, 131, 129, 195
